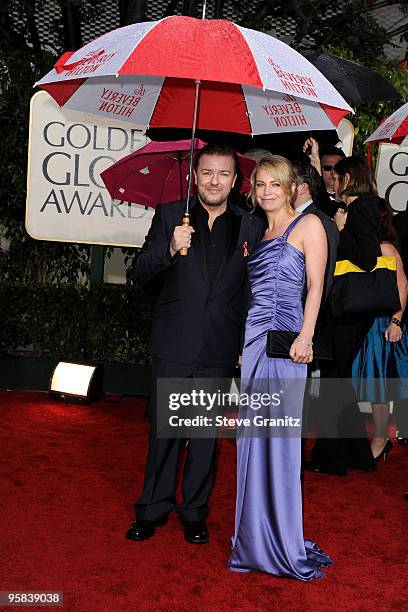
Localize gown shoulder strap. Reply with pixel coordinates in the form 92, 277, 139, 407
282, 214, 304, 239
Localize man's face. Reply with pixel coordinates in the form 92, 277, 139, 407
194, 153, 237, 208
292, 180, 311, 208
321, 154, 343, 192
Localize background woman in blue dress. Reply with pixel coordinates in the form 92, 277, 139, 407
352, 197, 408, 461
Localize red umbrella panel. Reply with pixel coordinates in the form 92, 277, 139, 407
100, 139, 255, 207
35, 16, 352, 136
365, 102, 408, 145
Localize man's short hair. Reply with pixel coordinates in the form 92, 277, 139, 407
292, 159, 322, 201
320, 146, 346, 160
194, 142, 238, 173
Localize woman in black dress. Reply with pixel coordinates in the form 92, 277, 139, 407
309, 156, 379, 475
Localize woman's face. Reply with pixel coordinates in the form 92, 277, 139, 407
255, 167, 293, 212
333, 172, 344, 201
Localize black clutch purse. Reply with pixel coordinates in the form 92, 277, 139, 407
266, 330, 333, 360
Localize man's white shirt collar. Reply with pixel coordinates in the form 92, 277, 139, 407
295, 199, 313, 213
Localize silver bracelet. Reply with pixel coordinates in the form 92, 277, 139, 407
296, 336, 313, 348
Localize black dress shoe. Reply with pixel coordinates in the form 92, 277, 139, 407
349, 463, 376, 472
183, 521, 209, 544
125, 517, 167, 542
396, 436, 408, 446
304, 461, 347, 476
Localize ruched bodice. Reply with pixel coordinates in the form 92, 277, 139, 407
245, 232, 305, 345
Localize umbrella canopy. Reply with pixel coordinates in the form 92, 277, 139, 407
35, 16, 352, 135
364, 101, 408, 145
100, 139, 255, 207
305, 52, 400, 103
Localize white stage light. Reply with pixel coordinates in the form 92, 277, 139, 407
49, 362, 103, 402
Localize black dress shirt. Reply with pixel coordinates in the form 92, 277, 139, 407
191, 202, 234, 285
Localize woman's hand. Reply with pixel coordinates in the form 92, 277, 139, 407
289, 336, 314, 364
334, 208, 347, 231
385, 322, 402, 342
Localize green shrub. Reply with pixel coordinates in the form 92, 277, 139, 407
0, 282, 154, 364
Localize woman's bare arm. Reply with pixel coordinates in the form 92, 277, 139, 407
381, 242, 408, 342
289, 215, 327, 363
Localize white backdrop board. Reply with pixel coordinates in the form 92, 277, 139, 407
26, 91, 154, 247
375, 142, 408, 213
335, 118, 354, 156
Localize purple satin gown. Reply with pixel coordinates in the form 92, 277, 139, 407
229, 216, 332, 580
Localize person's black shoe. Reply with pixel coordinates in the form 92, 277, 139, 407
125, 517, 167, 542
304, 461, 347, 476
396, 436, 408, 446
349, 463, 376, 472
373, 439, 393, 463
183, 521, 209, 544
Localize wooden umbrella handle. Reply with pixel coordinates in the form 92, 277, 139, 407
180, 215, 190, 257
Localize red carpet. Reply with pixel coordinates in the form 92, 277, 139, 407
0, 391, 406, 611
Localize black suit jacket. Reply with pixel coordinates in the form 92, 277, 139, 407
302, 202, 339, 308
336, 193, 380, 270
314, 180, 341, 219
136, 198, 264, 366
332, 193, 381, 375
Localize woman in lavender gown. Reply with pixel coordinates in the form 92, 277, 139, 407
229, 156, 333, 580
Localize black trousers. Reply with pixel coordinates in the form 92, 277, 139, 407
309, 315, 375, 472
135, 357, 234, 522
310, 393, 375, 471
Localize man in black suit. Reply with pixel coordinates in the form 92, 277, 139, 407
292, 159, 339, 304
292, 160, 340, 472
126, 143, 264, 544
303, 137, 346, 218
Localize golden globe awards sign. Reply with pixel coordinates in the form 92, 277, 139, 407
375, 142, 408, 213
26, 91, 154, 247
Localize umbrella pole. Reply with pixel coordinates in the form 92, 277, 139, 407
177, 150, 183, 201
180, 78, 201, 256
180, 2, 205, 255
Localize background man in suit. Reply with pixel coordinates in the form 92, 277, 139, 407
292, 160, 339, 305
320, 146, 346, 197
292, 160, 340, 472
126, 143, 264, 545
303, 137, 346, 218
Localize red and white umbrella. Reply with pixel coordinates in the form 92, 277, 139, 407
365, 101, 408, 146
35, 16, 352, 136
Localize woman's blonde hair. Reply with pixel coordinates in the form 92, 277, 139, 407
249, 155, 296, 210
